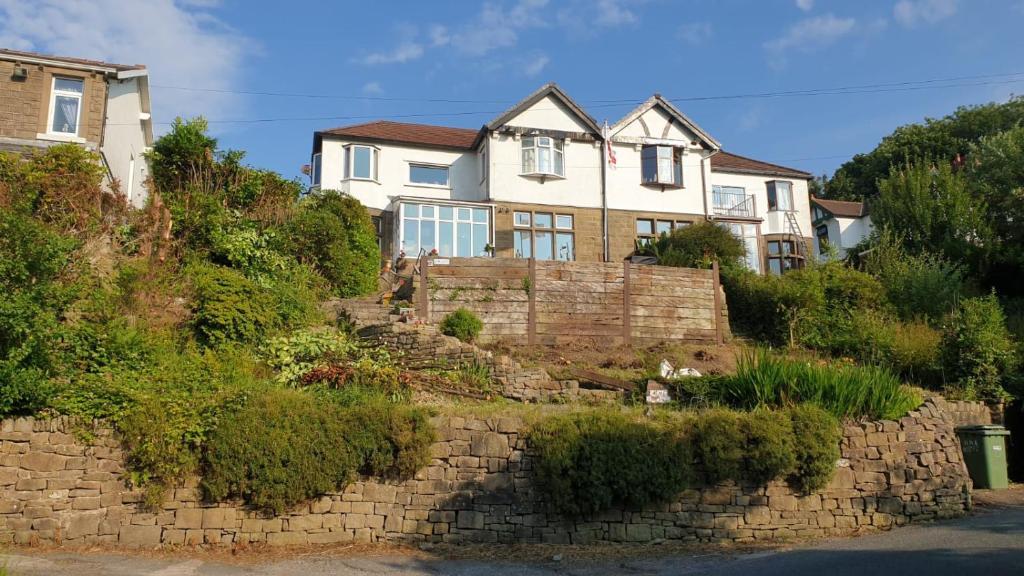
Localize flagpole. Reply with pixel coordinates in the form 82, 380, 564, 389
601, 120, 610, 262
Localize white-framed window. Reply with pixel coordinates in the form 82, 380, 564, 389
311, 153, 322, 186
767, 181, 793, 211
409, 163, 449, 187
641, 145, 682, 187
343, 145, 378, 181
48, 77, 84, 136
521, 136, 564, 177
723, 222, 761, 273
400, 202, 490, 258
513, 210, 574, 260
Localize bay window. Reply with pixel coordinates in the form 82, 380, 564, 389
49, 77, 84, 136
767, 239, 802, 275
521, 136, 564, 177
344, 145, 378, 180
513, 210, 574, 260
723, 222, 761, 273
641, 145, 682, 187
400, 203, 490, 258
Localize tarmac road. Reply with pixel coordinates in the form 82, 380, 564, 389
4, 505, 1023, 575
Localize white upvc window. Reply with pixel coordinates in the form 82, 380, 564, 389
343, 144, 378, 181
641, 145, 683, 187
767, 180, 794, 211
311, 153, 322, 186
400, 202, 491, 258
409, 163, 449, 187
521, 136, 564, 177
48, 77, 84, 136
723, 222, 761, 274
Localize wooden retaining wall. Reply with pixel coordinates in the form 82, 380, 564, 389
415, 257, 728, 346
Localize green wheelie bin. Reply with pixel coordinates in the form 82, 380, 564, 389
955, 425, 1011, 490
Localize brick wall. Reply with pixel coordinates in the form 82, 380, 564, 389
0, 397, 976, 548
0, 61, 106, 145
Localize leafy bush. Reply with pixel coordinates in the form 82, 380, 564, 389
281, 191, 379, 298
941, 294, 1017, 401
188, 262, 279, 346
1, 145, 109, 234
862, 231, 965, 323
440, 308, 484, 342
887, 320, 943, 386
787, 404, 842, 492
529, 407, 840, 516
263, 327, 357, 386
636, 221, 746, 269
202, 389, 432, 513
528, 411, 693, 517
715, 351, 921, 420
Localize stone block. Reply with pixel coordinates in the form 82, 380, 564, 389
470, 432, 509, 458
267, 531, 309, 546
457, 510, 485, 530
771, 496, 798, 511
119, 525, 162, 548
21, 452, 65, 472
175, 508, 203, 529
202, 508, 235, 529
626, 523, 652, 542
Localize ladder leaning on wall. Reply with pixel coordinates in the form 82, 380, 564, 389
784, 211, 808, 258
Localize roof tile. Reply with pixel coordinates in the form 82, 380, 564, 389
710, 151, 811, 179
0, 48, 145, 72
319, 121, 480, 150
811, 196, 867, 218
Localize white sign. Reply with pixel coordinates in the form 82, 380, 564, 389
429, 258, 450, 266
645, 381, 671, 404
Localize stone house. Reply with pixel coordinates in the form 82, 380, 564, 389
310, 83, 814, 275
0, 49, 153, 207
810, 196, 873, 260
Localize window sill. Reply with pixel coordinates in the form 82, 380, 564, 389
520, 172, 565, 182
342, 177, 380, 184
641, 181, 684, 190
405, 183, 452, 191
36, 132, 87, 144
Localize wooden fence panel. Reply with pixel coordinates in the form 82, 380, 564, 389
416, 257, 727, 345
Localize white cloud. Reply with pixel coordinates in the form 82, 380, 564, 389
451, 0, 549, 57
0, 0, 250, 130
594, 0, 638, 27
796, 0, 814, 11
428, 24, 450, 47
362, 41, 424, 65
893, 0, 958, 27
764, 14, 856, 67
522, 53, 549, 76
362, 81, 383, 95
677, 22, 712, 45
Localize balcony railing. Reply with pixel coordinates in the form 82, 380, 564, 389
712, 191, 756, 218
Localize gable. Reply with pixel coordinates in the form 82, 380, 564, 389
501, 94, 594, 133
615, 106, 701, 143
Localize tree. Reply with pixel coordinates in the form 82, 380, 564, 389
871, 161, 990, 272
967, 125, 1024, 288
637, 221, 746, 270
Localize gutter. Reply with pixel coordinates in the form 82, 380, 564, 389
600, 122, 610, 262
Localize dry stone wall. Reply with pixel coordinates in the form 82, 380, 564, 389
0, 398, 975, 548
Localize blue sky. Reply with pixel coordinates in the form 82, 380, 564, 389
3, 0, 1023, 181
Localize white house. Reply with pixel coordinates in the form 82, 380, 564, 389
0, 49, 154, 207
810, 196, 873, 260
310, 83, 813, 274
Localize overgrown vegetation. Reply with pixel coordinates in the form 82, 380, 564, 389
0, 119, 398, 509
439, 308, 484, 342
529, 404, 839, 516
634, 220, 746, 269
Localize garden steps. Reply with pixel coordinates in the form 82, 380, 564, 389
326, 298, 396, 327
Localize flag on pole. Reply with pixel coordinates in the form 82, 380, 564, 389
607, 140, 617, 169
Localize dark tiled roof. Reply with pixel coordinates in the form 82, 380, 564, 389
0, 48, 145, 72
811, 196, 867, 218
710, 151, 811, 179
318, 121, 481, 150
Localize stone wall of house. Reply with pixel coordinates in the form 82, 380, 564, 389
0, 398, 976, 548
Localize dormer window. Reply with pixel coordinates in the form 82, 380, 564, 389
521, 136, 564, 177
343, 144, 378, 181
641, 145, 682, 187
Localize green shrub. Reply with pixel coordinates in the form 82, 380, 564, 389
742, 410, 798, 485
439, 308, 483, 342
636, 221, 746, 269
787, 404, 841, 492
715, 350, 921, 420
281, 191, 379, 298
693, 410, 746, 484
887, 320, 943, 386
188, 262, 279, 346
202, 389, 432, 513
528, 411, 693, 517
862, 232, 965, 324
941, 294, 1017, 401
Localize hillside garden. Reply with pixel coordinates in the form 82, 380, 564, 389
0, 115, 987, 518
